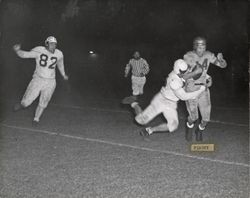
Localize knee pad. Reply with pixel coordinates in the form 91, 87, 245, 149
135, 114, 148, 125
168, 120, 179, 132
21, 101, 30, 108
38, 102, 48, 108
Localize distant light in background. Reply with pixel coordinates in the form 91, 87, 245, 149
89, 50, 98, 58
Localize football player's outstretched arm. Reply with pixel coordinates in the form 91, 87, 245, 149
213, 53, 227, 68
13, 44, 37, 59
57, 56, 68, 80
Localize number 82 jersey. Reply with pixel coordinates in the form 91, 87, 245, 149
32, 46, 63, 79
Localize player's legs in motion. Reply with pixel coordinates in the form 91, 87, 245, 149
146, 107, 179, 135
195, 89, 211, 141
33, 79, 56, 124
14, 77, 43, 112
132, 93, 178, 136
185, 98, 199, 141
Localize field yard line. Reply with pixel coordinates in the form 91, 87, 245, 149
1, 98, 248, 127
1, 123, 249, 168
50, 103, 248, 127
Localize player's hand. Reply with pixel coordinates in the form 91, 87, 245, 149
124, 73, 128, 78
63, 74, 69, 81
13, 44, 21, 52
217, 53, 224, 61
199, 85, 206, 92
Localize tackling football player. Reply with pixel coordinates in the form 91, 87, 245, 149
129, 59, 206, 136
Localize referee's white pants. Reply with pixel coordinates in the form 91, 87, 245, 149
131, 75, 146, 96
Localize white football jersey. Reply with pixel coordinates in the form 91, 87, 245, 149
184, 50, 216, 91
31, 46, 63, 79
160, 71, 184, 101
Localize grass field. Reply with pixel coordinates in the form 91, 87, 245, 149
0, 39, 249, 197
0, 78, 249, 198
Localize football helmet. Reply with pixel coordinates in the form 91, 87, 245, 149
45, 36, 57, 45
193, 37, 206, 50
173, 59, 188, 74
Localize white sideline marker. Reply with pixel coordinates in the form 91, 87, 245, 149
1, 123, 249, 168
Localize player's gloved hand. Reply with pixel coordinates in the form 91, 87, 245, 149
13, 44, 21, 52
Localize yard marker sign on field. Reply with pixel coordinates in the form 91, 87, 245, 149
191, 144, 215, 152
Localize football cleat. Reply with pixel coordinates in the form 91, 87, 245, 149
195, 125, 205, 141
32, 120, 39, 127
140, 128, 150, 136
13, 103, 24, 112
121, 95, 137, 105
185, 122, 194, 142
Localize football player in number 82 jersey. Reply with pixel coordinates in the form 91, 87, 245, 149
13, 36, 69, 125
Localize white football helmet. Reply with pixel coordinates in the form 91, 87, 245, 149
45, 36, 57, 45
173, 59, 188, 74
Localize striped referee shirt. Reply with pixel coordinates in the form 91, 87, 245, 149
125, 58, 150, 77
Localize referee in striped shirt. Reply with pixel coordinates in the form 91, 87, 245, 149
123, 51, 150, 104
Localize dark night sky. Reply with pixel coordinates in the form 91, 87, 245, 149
0, 0, 248, 87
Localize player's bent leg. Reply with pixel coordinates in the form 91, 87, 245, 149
140, 123, 168, 136
131, 102, 142, 115
185, 99, 199, 122
35, 80, 56, 123
135, 103, 159, 126
196, 90, 211, 141
162, 101, 179, 133
135, 113, 149, 125
13, 103, 25, 112
198, 89, 211, 122
122, 95, 138, 105
149, 123, 170, 133
33, 105, 45, 123
21, 77, 43, 108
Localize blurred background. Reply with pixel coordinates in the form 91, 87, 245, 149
0, 0, 248, 108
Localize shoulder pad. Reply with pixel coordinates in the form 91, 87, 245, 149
55, 49, 63, 57
170, 78, 183, 90
31, 46, 43, 53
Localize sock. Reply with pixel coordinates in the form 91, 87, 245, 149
145, 127, 153, 135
